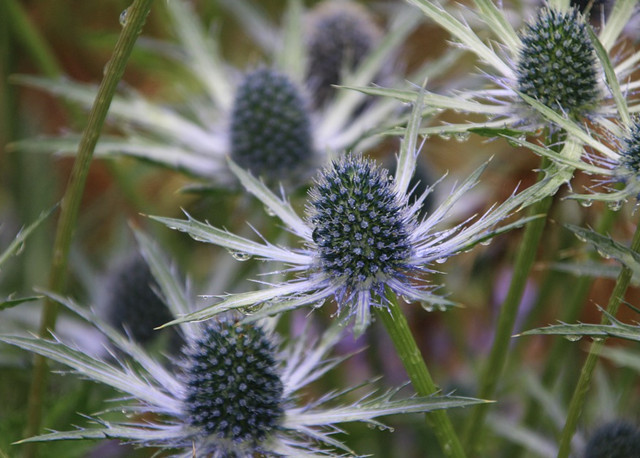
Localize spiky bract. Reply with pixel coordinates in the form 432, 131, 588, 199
619, 119, 640, 178
182, 320, 284, 452
308, 154, 412, 292
516, 7, 599, 119
230, 68, 313, 184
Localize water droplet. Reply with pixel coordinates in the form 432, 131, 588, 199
591, 336, 605, 342
239, 303, 264, 316
480, 239, 492, 246
575, 233, 587, 243
607, 200, 623, 211
367, 423, 376, 430
438, 133, 451, 141
119, 7, 130, 26
435, 258, 447, 264
564, 335, 582, 342
579, 199, 593, 207
454, 131, 471, 142
422, 303, 434, 312
264, 205, 276, 217
437, 304, 447, 312
228, 250, 252, 261
596, 248, 611, 259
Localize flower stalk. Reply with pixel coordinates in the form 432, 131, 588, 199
557, 218, 640, 458
23, 1, 154, 455
463, 156, 555, 454
375, 288, 467, 458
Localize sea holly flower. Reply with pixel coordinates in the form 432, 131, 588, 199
151, 99, 576, 336
585, 420, 640, 458
9, 0, 446, 189
353, 0, 640, 139
0, 235, 486, 457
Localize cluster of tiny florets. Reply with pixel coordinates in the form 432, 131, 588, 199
585, 420, 640, 458
516, 7, 600, 119
104, 256, 174, 345
181, 320, 284, 451
230, 68, 313, 184
619, 119, 640, 177
308, 155, 412, 290
305, 1, 381, 107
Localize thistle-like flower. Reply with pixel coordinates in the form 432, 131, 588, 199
585, 420, 640, 458
152, 101, 555, 335
10, 0, 439, 189
0, 236, 485, 456
305, 0, 383, 108
358, 0, 640, 138
230, 67, 314, 185
101, 255, 174, 345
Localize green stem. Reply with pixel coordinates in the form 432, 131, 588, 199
557, 218, 640, 458
463, 159, 554, 455
374, 289, 466, 458
511, 206, 617, 458
23, 2, 154, 456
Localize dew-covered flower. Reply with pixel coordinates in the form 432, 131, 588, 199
11, 0, 439, 189
0, 236, 484, 456
152, 102, 556, 336
358, 0, 640, 138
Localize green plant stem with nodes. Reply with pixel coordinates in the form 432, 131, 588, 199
557, 218, 640, 458
463, 155, 555, 455
23, 1, 155, 456
512, 206, 618, 458
374, 288, 467, 458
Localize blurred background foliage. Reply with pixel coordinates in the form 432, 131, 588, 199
1, 1, 639, 457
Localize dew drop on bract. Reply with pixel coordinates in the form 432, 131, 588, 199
607, 200, 622, 211
264, 205, 276, 217
228, 250, 252, 261
119, 7, 129, 26
454, 131, 471, 142
579, 199, 593, 207
564, 335, 582, 342
438, 133, 451, 141
422, 303, 434, 312
480, 239, 492, 246
435, 257, 447, 264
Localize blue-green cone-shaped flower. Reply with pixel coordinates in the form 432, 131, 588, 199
104, 256, 174, 345
585, 420, 640, 458
308, 154, 413, 293
305, 0, 382, 108
230, 68, 313, 185
181, 319, 284, 454
618, 118, 640, 178
516, 7, 600, 119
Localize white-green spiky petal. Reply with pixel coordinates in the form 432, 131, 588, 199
588, 27, 631, 127
134, 230, 193, 319
517, 92, 618, 160
316, 8, 420, 141
285, 390, 490, 426
151, 213, 312, 265
407, 0, 513, 77
0, 335, 182, 414
393, 88, 424, 197
165, 0, 233, 110
0, 206, 54, 268
42, 291, 183, 396
158, 279, 325, 328
276, 0, 305, 82
345, 85, 507, 115
472, 0, 521, 52
14, 423, 185, 444
599, 0, 638, 52
519, 318, 640, 343
227, 158, 312, 240
217, 0, 279, 54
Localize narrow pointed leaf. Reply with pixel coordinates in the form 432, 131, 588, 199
0, 205, 55, 267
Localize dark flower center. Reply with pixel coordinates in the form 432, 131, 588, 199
230, 68, 313, 184
308, 155, 412, 289
183, 321, 283, 447
516, 7, 599, 119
